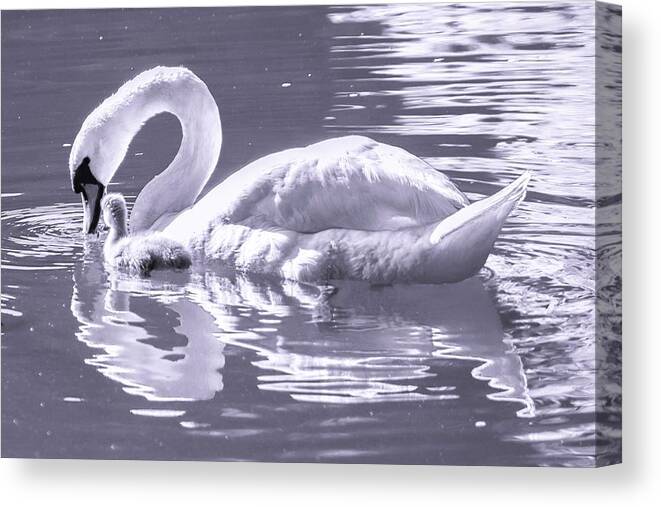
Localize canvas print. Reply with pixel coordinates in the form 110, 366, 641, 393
1, 1, 621, 466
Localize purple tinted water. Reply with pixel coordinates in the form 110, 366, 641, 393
1, 3, 621, 465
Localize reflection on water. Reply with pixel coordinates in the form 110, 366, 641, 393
72, 248, 225, 402
1, 3, 620, 465
71, 241, 532, 415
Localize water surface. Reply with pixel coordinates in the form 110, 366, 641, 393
1, 3, 621, 466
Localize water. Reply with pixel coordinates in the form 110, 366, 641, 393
1, 3, 621, 466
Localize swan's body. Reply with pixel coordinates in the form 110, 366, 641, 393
101, 193, 192, 276
70, 66, 529, 284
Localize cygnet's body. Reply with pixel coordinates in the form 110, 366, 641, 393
101, 193, 192, 276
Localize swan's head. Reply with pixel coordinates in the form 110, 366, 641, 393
70, 154, 105, 235
69, 83, 139, 234
101, 192, 128, 236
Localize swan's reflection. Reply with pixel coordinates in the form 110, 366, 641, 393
70, 243, 533, 416
190, 271, 533, 416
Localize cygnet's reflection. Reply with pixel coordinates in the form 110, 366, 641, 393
70, 242, 533, 416
71, 243, 225, 402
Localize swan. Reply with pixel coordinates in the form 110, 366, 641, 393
69, 66, 529, 284
101, 192, 192, 275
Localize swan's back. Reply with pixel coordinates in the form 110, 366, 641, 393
261, 136, 470, 232
175, 136, 470, 238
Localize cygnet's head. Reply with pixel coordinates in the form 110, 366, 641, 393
101, 192, 128, 235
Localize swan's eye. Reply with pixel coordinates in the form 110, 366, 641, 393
72, 156, 95, 193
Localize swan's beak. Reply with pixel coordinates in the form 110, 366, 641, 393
72, 157, 105, 234
78, 182, 105, 234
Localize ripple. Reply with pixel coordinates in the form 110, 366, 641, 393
1, 202, 85, 270
130, 409, 187, 418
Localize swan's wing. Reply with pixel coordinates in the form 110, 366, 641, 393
223, 136, 470, 233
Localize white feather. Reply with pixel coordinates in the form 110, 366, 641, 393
70, 66, 529, 284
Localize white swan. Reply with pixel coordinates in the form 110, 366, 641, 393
101, 192, 192, 275
69, 66, 529, 284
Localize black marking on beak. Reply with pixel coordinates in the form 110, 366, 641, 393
72, 157, 105, 234
72, 157, 93, 193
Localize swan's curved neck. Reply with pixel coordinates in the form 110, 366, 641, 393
98, 68, 222, 232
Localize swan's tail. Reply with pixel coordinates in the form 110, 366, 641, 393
420, 172, 530, 282
430, 172, 530, 245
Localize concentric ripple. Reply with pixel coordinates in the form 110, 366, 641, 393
1, 202, 85, 270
